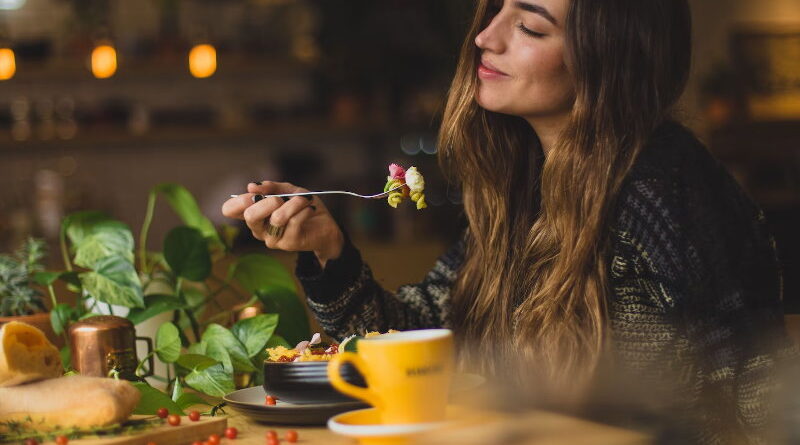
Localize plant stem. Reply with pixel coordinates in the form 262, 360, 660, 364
139, 191, 157, 273
135, 350, 156, 377
59, 223, 72, 272
184, 309, 202, 343
46, 284, 57, 308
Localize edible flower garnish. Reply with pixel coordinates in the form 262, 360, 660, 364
383, 163, 427, 209
265, 330, 402, 362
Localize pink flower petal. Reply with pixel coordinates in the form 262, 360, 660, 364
295, 340, 310, 354
388, 163, 406, 180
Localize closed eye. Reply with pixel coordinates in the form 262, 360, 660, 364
518, 23, 546, 38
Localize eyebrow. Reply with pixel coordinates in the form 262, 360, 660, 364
513, 1, 558, 26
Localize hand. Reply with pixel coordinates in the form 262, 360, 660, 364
221, 181, 344, 267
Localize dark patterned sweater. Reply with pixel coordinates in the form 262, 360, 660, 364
295, 121, 793, 444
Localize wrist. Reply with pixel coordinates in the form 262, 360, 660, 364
313, 228, 344, 268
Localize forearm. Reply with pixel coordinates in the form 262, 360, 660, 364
296, 234, 464, 340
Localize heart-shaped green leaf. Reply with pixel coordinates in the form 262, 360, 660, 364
264, 334, 291, 349
185, 363, 235, 398
79, 256, 144, 308
151, 184, 221, 245
73, 221, 135, 268
176, 393, 212, 410
155, 322, 181, 363
176, 353, 219, 372
164, 226, 211, 281
62, 211, 113, 249
33, 271, 62, 287
127, 294, 185, 325
202, 324, 255, 373
256, 288, 310, 345
230, 254, 297, 294
132, 381, 186, 415
231, 314, 280, 358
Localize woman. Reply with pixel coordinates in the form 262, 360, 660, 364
223, 0, 793, 442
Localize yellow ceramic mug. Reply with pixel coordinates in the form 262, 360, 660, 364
327, 329, 454, 424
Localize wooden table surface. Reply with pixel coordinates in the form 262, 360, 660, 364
221, 408, 651, 445
224, 411, 347, 445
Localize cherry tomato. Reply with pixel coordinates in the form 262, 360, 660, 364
265, 395, 277, 406
266, 430, 278, 440
167, 414, 181, 426
224, 426, 238, 439
267, 438, 279, 445
24, 439, 38, 445
207, 433, 221, 445
192, 441, 202, 445
156, 407, 169, 418
188, 410, 201, 421
55, 436, 69, 445
285, 430, 298, 443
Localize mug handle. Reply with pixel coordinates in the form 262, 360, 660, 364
136, 336, 155, 378
327, 352, 383, 409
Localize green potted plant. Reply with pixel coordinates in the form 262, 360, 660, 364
0, 238, 62, 346
51, 183, 311, 414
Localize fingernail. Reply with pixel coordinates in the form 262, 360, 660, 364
252, 195, 264, 203
281, 196, 290, 202
251, 181, 262, 185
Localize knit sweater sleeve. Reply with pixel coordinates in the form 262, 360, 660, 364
294, 232, 465, 340
608, 132, 793, 443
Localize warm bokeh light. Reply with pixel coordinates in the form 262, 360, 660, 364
0, 48, 16, 80
189, 44, 217, 78
91, 44, 117, 79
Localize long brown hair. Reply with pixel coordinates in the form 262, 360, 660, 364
439, 0, 692, 393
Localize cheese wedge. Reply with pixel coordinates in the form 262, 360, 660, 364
0, 321, 62, 387
0, 375, 140, 430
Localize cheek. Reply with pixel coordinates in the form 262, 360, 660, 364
519, 46, 572, 102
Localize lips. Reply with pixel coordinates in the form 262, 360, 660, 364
477, 58, 509, 79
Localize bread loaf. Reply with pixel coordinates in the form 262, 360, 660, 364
0, 375, 140, 430
0, 321, 62, 387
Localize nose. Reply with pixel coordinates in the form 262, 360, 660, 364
474, 12, 506, 54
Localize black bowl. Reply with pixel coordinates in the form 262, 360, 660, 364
262, 361, 367, 405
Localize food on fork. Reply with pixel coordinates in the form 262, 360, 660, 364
384, 164, 427, 209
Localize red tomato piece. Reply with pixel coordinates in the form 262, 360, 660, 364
224, 427, 238, 439
167, 414, 181, 426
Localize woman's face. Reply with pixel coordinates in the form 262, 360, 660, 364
474, 0, 574, 120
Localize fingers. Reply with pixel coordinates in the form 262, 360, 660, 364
266, 206, 316, 250
223, 180, 306, 221
243, 196, 283, 240
247, 181, 304, 196
269, 196, 314, 228
221, 194, 257, 219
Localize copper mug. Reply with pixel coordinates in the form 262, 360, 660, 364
69, 315, 154, 381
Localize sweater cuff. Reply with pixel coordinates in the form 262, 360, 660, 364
295, 231, 363, 305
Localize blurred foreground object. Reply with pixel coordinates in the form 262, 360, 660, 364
0, 321, 61, 387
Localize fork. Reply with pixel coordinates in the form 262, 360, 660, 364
230, 184, 406, 201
